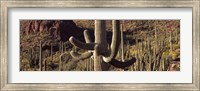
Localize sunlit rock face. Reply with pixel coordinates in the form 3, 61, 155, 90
20, 20, 84, 42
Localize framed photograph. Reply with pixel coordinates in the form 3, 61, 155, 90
0, 0, 199, 90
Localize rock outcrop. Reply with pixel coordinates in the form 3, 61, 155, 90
20, 20, 84, 42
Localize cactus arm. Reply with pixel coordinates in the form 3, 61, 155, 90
69, 36, 95, 50
108, 57, 136, 69
84, 29, 92, 43
70, 51, 92, 60
110, 20, 121, 57
103, 20, 121, 62
70, 29, 93, 61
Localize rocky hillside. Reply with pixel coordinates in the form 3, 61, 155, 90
20, 20, 136, 51
20, 20, 180, 71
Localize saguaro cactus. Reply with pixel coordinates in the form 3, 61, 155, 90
39, 40, 42, 71
69, 20, 136, 71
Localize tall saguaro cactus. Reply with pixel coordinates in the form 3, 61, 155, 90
39, 40, 42, 71
69, 20, 136, 71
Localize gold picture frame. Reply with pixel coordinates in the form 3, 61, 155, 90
0, 0, 199, 90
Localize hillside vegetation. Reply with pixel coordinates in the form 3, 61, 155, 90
20, 20, 180, 71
